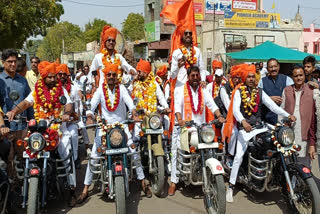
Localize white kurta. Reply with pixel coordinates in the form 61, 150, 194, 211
170, 46, 207, 88
88, 52, 136, 87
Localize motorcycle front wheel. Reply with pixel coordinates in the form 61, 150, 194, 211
27, 177, 39, 214
114, 176, 126, 214
151, 156, 165, 197
286, 172, 320, 214
204, 170, 226, 214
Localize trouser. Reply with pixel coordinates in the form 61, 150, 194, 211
59, 123, 76, 188
229, 139, 248, 185
84, 127, 144, 186
78, 120, 90, 145
66, 123, 79, 161
222, 124, 239, 156
170, 126, 180, 184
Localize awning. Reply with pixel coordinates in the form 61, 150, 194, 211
148, 40, 171, 50
227, 41, 320, 63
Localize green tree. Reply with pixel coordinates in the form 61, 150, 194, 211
37, 21, 86, 61
122, 13, 145, 41
0, 0, 64, 50
84, 18, 112, 43
23, 40, 42, 57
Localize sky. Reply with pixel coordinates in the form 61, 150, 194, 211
59, 0, 320, 30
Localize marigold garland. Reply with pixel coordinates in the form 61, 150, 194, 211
212, 79, 227, 98
33, 78, 64, 121
102, 80, 120, 112
132, 72, 157, 115
101, 48, 121, 70
180, 45, 197, 69
240, 84, 260, 116
186, 81, 203, 115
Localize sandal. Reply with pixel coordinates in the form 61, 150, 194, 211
76, 192, 89, 204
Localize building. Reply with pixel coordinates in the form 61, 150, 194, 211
300, 24, 320, 55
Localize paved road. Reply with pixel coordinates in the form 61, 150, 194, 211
17, 129, 320, 214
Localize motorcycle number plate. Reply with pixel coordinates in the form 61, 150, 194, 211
104, 147, 129, 155
23, 151, 50, 159
145, 129, 163, 134
198, 143, 219, 149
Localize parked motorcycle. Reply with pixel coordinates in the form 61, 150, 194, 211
224, 119, 320, 214
176, 120, 226, 214
88, 117, 133, 214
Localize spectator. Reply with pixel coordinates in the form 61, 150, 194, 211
25, 56, 41, 91
16, 57, 28, 77
303, 55, 319, 89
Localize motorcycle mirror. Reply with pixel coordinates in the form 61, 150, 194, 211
59, 96, 67, 105
9, 90, 19, 101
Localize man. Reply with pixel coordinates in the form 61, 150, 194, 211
155, 64, 170, 102
206, 60, 225, 83
169, 66, 226, 196
77, 63, 151, 203
25, 56, 41, 91
280, 66, 318, 168
224, 64, 296, 203
7, 61, 77, 206
16, 57, 28, 77
303, 55, 319, 89
89, 25, 136, 88
255, 62, 261, 84
57, 64, 84, 169
0, 49, 34, 162
258, 58, 293, 125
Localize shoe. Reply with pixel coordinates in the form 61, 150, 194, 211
142, 183, 152, 198
75, 159, 81, 169
76, 192, 89, 204
168, 183, 176, 196
226, 187, 234, 203
68, 190, 77, 207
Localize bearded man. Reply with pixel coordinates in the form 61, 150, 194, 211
7, 61, 77, 207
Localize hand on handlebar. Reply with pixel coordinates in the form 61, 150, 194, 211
178, 119, 186, 127
61, 114, 70, 122
217, 116, 226, 124
6, 111, 15, 122
0, 127, 9, 136
288, 115, 296, 123
164, 108, 172, 114
242, 120, 252, 132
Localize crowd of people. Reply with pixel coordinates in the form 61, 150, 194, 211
1, 11, 320, 214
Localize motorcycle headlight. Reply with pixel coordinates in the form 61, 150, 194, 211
201, 126, 215, 143
149, 115, 161, 129
278, 127, 295, 146
28, 133, 46, 152
109, 128, 124, 148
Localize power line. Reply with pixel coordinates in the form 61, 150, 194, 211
62, 0, 143, 8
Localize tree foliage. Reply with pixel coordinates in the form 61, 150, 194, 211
84, 18, 112, 43
37, 21, 86, 61
24, 40, 42, 57
122, 13, 145, 41
0, 0, 64, 50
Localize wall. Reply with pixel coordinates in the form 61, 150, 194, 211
301, 24, 320, 54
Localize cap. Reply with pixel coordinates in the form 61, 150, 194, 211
215, 69, 223, 77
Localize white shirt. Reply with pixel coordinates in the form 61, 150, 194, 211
69, 84, 83, 115
233, 89, 289, 124
220, 87, 231, 110
88, 52, 136, 87
25, 88, 72, 105
174, 85, 219, 125
155, 82, 169, 109
164, 84, 170, 101
170, 46, 207, 88
87, 84, 135, 124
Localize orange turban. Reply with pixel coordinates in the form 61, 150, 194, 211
136, 59, 151, 74
56, 64, 70, 75
156, 65, 167, 77
38, 61, 57, 78
102, 62, 121, 75
212, 60, 222, 70
230, 65, 242, 78
100, 25, 118, 51
240, 64, 256, 83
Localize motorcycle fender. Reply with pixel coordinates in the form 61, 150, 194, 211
151, 144, 164, 156
112, 163, 123, 176
205, 158, 225, 175
288, 163, 312, 180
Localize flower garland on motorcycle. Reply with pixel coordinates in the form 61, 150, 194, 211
271, 123, 299, 156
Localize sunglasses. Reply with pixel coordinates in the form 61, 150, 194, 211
184, 32, 192, 36
107, 73, 117, 77
107, 39, 115, 43
57, 73, 67, 77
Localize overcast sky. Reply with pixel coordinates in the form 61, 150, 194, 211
59, 0, 320, 30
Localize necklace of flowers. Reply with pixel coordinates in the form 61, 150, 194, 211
240, 84, 260, 116
186, 81, 203, 114
102, 79, 120, 112
101, 48, 121, 70
212, 79, 227, 98
33, 78, 64, 121
132, 72, 157, 115
64, 78, 72, 95
180, 45, 197, 69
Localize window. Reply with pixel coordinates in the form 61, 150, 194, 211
314, 42, 319, 54
254, 35, 275, 46
304, 43, 309, 52
206, 49, 212, 72
148, 3, 154, 22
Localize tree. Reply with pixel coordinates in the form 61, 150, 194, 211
0, 0, 64, 50
122, 13, 145, 41
37, 21, 86, 61
84, 18, 112, 43
23, 40, 42, 57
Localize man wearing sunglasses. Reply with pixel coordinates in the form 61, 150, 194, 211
88, 25, 136, 89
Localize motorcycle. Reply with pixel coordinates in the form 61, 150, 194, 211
176, 120, 226, 214
88, 117, 133, 214
0, 133, 11, 214
136, 109, 169, 197
224, 119, 320, 214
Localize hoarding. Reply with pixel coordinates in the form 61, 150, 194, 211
163, 0, 204, 24
205, 0, 232, 14
224, 11, 281, 29
232, 0, 257, 11
145, 21, 161, 42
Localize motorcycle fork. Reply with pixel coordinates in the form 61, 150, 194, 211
22, 158, 30, 208
280, 153, 296, 199
41, 158, 48, 208
147, 135, 153, 172
122, 153, 130, 197
200, 149, 212, 207
107, 154, 114, 197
